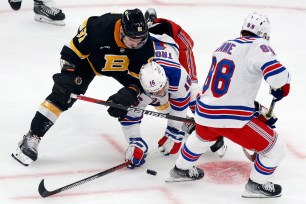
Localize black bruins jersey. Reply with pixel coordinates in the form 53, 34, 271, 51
60, 13, 154, 87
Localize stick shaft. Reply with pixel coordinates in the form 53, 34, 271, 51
266, 99, 276, 118
71, 94, 195, 124
38, 146, 164, 198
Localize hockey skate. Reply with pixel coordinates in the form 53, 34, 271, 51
165, 165, 204, 183
8, 0, 22, 10
12, 131, 41, 166
242, 179, 282, 198
33, 0, 65, 26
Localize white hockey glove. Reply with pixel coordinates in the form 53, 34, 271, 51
254, 101, 278, 129
158, 126, 185, 156
125, 137, 148, 169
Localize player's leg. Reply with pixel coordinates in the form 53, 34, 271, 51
231, 118, 286, 198
12, 61, 95, 166
33, 0, 65, 26
167, 125, 219, 182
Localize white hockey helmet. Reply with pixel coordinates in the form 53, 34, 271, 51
139, 61, 168, 97
241, 12, 271, 40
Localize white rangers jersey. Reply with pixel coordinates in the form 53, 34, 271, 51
195, 36, 290, 128
121, 33, 191, 140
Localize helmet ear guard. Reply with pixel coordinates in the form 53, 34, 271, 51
241, 12, 271, 40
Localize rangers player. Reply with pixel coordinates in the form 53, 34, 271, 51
167, 12, 290, 198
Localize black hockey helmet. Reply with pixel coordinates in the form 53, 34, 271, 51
121, 8, 148, 40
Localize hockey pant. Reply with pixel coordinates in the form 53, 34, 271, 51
175, 117, 286, 184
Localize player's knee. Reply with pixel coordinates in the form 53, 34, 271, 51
46, 94, 76, 111
266, 134, 287, 162
185, 133, 214, 153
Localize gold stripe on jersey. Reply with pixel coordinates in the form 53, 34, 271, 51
154, 102, 170, 111
87, 58, 101, 76
70, 40, 89, 59
114, 19, 127, 48
129, 71, 139, 78
38, 100, 62, 123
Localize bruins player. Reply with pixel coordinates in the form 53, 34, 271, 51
12, 8, 154, 166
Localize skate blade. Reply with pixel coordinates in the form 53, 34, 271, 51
217, 144, 227, 158
34, 15, 65, 26
165, 176, 197, 183
241, 190, 282, 198
11, 147, 33, 166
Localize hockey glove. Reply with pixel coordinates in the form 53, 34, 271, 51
107, 85, 140, 118
125, 137, 148, 169
270, 83, 290, 102
254, 101, 278, 129
181, 116, 195, 135
52, 73, 75, 104
158, 126, 185, 156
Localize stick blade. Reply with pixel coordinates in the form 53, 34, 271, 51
38, 179, 51, 198
242, 148, 257, 162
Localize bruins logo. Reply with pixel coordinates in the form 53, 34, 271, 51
74, 76, 82, 85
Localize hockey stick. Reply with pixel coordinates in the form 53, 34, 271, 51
72, 94, 228, 157
243, 98, 276, 162
266, 99, 276, 118
70, 94, 195, 124
38, 146, 164, 198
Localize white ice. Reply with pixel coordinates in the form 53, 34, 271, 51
0, 0, 306, 203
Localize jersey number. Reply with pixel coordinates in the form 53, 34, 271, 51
203, 57, 235, 98
77, 28, 88, 43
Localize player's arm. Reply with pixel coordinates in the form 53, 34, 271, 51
251, 40, 291, 101
60, 18, 93, 67
158, 70, 191, 155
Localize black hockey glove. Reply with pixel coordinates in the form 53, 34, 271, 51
52, 73, 75, 104
107, 85, 140, 118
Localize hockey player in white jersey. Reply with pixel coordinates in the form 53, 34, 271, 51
167, 12, 290, 198
121, 34, 190, 168
121, 34, 224, 168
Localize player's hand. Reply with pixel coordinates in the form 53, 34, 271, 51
255, 101, 278, 129
107, 85, 139, 118
270, 83, 290, 102
158, 126, 185, 155
181, 116, 195, 135
52, 73, 75, 104
125, 137, 148, 169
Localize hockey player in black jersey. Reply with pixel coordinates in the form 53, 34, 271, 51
12, 8, 155, 166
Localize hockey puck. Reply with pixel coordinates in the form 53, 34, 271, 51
146, 169, 157, 176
